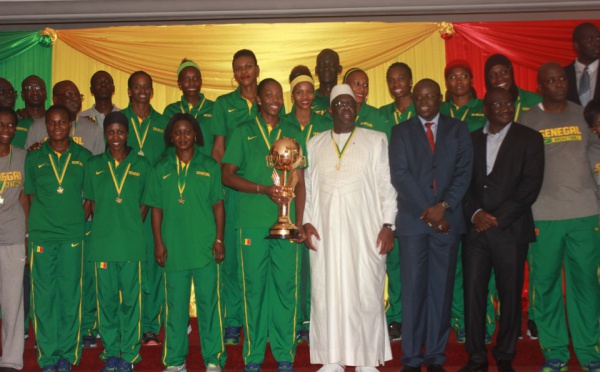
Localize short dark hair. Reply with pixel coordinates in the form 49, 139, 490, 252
387, 62, 412, 80
46, 104, 71, 121
128, 71, 152, 90
573, 22, 599, 42
289, 65, 312, 83
164, 113, 204, 148
90, 70, 112, 86
584, 97, 600, 128
257, 78, 281, 96
232, 49, 258, 67
0, 107, 18, 124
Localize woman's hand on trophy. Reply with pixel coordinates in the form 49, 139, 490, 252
303, 223, 320, 251
291, 225, 307, 244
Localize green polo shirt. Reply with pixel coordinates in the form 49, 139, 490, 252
280, 112, 332, 149
24, 141, 92, 242
222, 116, 304, 229
356, 103, 390, 139
143, 146, 223, 272
313, 90, 331, 116
212, 87, 259, 141
12, 117, 33, 149
121, 104, 169, 166
163, 94, 216, 158
379, 101, 417, 127
440, 98, 487, 133
84, 150, 150, 262
515, 87, 542, 122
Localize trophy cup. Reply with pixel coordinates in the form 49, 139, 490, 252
265, 137, 306, 239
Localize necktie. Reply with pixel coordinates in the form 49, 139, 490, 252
580, 65, 591, 106
425, 122, 435, 153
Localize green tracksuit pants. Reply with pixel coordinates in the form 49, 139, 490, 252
95, 261, 143, 364
162, 262, 227, 368
30, 239, 83, 368
529, 216, 600, 365
239, 228, 300, 365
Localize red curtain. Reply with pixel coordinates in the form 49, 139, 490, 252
445, 20, 600, 98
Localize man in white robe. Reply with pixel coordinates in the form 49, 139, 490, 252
303, 84, 398, 372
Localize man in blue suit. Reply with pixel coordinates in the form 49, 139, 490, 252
389, 79, 473, 372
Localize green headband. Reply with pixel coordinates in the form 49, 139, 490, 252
177, 61, 200, 76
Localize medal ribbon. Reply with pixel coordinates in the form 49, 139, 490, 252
108, 161, 131, 199
176, 156, 190, 199
514, 101, 523, 122
331, 127, 357, 164
130, 117, 151, 152
0, 147, 13, 194
255, 117, 281, 151
304, 125, 313, 143
48, 152, 72, 188
394, 110, 412, 125
180, 96, 206, 119
450, 105, 469, 122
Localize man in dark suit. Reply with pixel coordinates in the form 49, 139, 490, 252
389, 79, 473, 372
458, 88, 544, 372
565, 22, 600, 106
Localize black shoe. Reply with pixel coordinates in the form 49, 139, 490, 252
527, 319, 538, 340
399, 366, 421, 372
0, 367, 16, 372
82, 334, 97, 348
142, 331, 161, 346
457, 361, 488, 372
388, 321, 402, 342
496, 361, 515, 372
427, 365, 446, 372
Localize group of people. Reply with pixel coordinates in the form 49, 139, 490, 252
0, 20, 598, 372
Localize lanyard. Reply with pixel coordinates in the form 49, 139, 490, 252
331, 127, 357, 170
108, 160, 131, 204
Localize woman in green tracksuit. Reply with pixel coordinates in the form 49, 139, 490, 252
144, 113, 227, 372
280, 65, 332, 342
222, 78, 305, 372
163, 59, 216, 158
84, 111, 150, 372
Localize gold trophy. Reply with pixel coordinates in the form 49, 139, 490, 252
265, 137, 306, 239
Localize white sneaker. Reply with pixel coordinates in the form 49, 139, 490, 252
163, 363, 187, 372
356, 367, 379, 372
206, 363, 221, 372
317, 364, 345, 372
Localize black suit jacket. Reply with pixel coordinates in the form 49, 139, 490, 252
565, 61, 600, 105
464, 123, 544, 244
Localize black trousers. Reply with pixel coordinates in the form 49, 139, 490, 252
462, 227, 528, 363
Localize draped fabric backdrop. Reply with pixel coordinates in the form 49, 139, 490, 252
52, 22, 446, 113
0, 30, 53, 109
445, 20, 600, 99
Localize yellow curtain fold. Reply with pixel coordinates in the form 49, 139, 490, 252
53, 22, 445, 113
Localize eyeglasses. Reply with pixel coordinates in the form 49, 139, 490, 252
23, 85, 44, 91
490, 101, 515, 109
332, 100, 356, 109
55, 92, 84, 101
0, 89, 17, 96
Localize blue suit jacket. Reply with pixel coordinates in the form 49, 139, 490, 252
389, 114, 473, 237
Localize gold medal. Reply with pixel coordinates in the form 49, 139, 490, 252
331, 128, 357, 172
176, 156, 190, 207
131, 117, 150, 158
108, 161, 131, 206
48, 152, 71, 197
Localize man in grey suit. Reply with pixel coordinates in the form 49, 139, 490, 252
389, 79, 473, 372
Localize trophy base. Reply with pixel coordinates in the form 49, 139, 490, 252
265, 227, 299, 240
